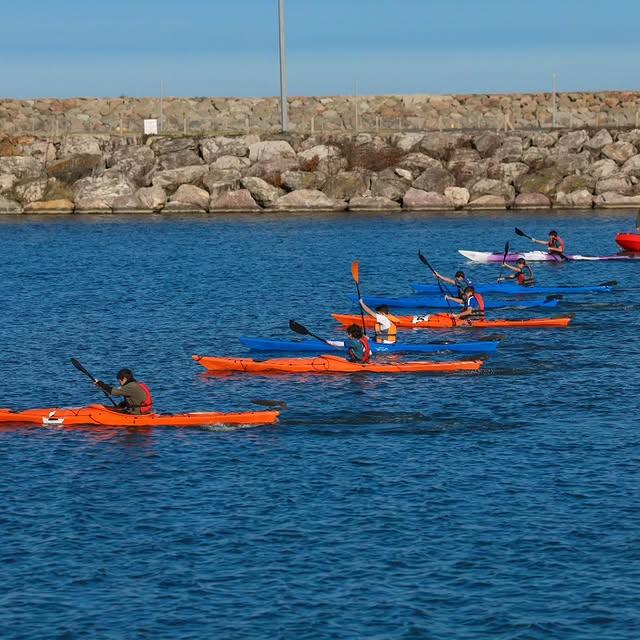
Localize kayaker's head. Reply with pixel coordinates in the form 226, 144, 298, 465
548, 230, 558, 238
462, 286, 475, 299
375, 304, 390, 315
117, 368, 134, 384
347, 324, 364, 339
516, 258, 526, 267
455, 271, 465, 280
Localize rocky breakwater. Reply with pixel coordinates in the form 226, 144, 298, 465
2, 129, 640, 214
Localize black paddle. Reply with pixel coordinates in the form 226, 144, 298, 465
70, 357, 118, 407
599, 280, 617, 287
289, 320, 340, 349
250, 399, 289, 410
515, 227, 569, 261
351, 260, 367, 336
417, 250, 454, 314
496, 241, 509, 282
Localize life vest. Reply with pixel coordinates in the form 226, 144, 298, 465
137, 382, 154, 414
549, 236, 565, 252
374, 314, 398, 344
465, 292, 485, 318
455, 277, 472, 296
360, 336, 372, 363
516, 265, 534, 285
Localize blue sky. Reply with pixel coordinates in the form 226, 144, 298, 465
3, 0, 639, 98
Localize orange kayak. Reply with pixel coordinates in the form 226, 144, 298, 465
0, 404, 279, 427
192, 354, 484, 374
332, 313, 572, 329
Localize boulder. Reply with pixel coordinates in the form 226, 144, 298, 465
200, 134, 260, 162
465, 195, 508, 210
595, 176, 633, 195
621, 155, 640, 177
280, 170, 327, 191
515, 169, 562, 196
548, 151, 590, 176
589, 159, 619, 180
488, 162, 530, 184
150, 137, 198, 156
43, 178, 74, 202
529, 132, 558, 148
107, 146, 155, 186
273, 189, 346, 211
111, 194, 149, 213
47, 154, 103, 184
493, 137, 524, 163
513, 193, 551, 209
348, 196, 401, 211
150, 165, 208, 192
322, 171, 370, 200
584, 129, 613, 152
419, 132, 456, 160
399, 153, 442, 172
412, 166, 455, 194
594, 192, 640, 208
448, 159, 489, 189
157, 149, 203, 170
602, 141, 636, 164
136, 185, 167, 211
394, 168, 413, 181
521, 147, 549, 170
370, 175, 408, 202
0, 195, 23, 214
0, 156, 44, 180
211, 155, 251, 171
616, 130, 640, 147
0, 174, 17, 194
210, 189, 260, 211
73, 172, 136, 212
23, 199, 74, 214
558, 175, 595, 193
444, 186, 470, 208
402, 188, 454, 210
297, 144, 341, 163
169, 184, 210, 210
391, 133, 424, 152
249, 140, 296, 162
59, 135, 101, 157
555, 189, 594, 208
473, 132, 503, 157
557, 130, 588, 152
202, 168, 241, 193
243, 157, 299, 185
13, 177, 48, 204
23, 140, 56, 163
240, 176, 284, 207
469, 178, 515, 203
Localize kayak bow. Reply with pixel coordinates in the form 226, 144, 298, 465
459, 249, 635, 262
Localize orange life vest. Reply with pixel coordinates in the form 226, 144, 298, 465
138, 382, 154, 414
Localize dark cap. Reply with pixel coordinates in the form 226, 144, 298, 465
455, 271, 465, 278
117, 368, 134, 381
549, 230, 558, 236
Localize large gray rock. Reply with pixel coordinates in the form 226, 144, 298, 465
0, 195, 23, 214
273, 189, 346, 211
469, 178, 515, 203
444, 186, 470, 208
529, 132, 558, 148
448, 158, 489, 189
584, 129, 613, 152
322, 171, 370, 200
0, 174, 17, 193
522, 147, 549, 170
107, 146, 155, 186
210, 189, 260, 211
419, 132, 456, 160
200, 134, 260, 162
13, 177, 48, 204
169, 184, 210, 210
513, 192, 551, 209
399, 153, 442, 172
595, 176, 633, 195
488, 162, 529, 184
621, 155, 640, 177
47, 154, 104, 184
211, 155, 251, 171
370, 175, 408, 202
473, 132, 502, 157
202, 168, 241, 193
280, 170, 327, 191
136, 185, 167, 211
151, 165, 208, 192
602, 141, 636, 164
493, 137, 524, 163
616, 130, 640, 147
465, 195, 507, 210
557, 130, 588, 152
157, 149, 203, 170
548, 151, 590, 176
111, 194, 148, 213
555, 189, 593, 208
391, 133, 424, 152
243, 157, 299, 185
249, 140, 296, 162
240, 176, 284, 207
348, 196, 401, 211
412, 166, 455, 193
0, 156, 44, 180
297, 144, 341, 163
594, 191, 640, 208
24, 199, 74, 214
515, 169, 562, 195
589, 159, 619, 180
73, 172, 136, 212
558, 175, 595, 193
150, 137, 198, 156
402, 188, 454, 210
59, 135, 102, 157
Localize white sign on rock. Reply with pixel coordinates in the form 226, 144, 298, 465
144, 119, 158, 135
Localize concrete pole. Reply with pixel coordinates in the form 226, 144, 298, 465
552, 74, 557, 128
160, 80, 164, 132
278, 0, 289, 132
354, 80, 359, 132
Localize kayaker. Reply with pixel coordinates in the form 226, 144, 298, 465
358, 299, 399, 344
531, 229, 565, 256
500, 258, 535, 285
344, 324, 372, 363
95, 368, 154, 414
432, 269, 472, 296
447, 286, 485, 320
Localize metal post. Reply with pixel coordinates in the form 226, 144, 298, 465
278, 0, 288, 132
551, 74, 557, 128
159, 80, 164, 132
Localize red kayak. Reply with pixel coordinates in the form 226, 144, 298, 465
615, 233, 640, 252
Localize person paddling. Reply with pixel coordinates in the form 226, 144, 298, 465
95, 368, 153, 414
433, 269, 472, 296
445, 285, 485, 320
531, 229, 565, 256
358, 299, 399, 344
500, 257, 535, 285
344, 324, 371, 363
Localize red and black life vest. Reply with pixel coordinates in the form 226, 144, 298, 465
360, 336, 372, 363
516, 265, 534, 285
138, 382, 154, 414
466, 292, 485, 318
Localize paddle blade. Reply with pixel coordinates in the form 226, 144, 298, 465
501, 242, 510, 263
70, 357, 96, 381
599, 280, 618, 287
351, 260, 360, 285
545, 294, 563, 301
289, 319, 310, 336
250, 399, 288, 410
515, 227, 525, 237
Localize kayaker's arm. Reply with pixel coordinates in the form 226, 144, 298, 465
95, 380, 113, 394
530, 238, 547, 246
358, 299, 377, 318
500, 263, 518, 272
434, 271, 455, 286
444, 294, 464, 307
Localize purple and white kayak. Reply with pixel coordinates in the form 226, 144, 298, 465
458, 249, 637, 262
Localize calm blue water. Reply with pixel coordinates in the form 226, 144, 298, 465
1, 210, 639, 639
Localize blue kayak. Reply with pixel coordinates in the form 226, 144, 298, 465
411, 282, 615, 295
240, 337, 500, 354
356, 295, 559, 310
